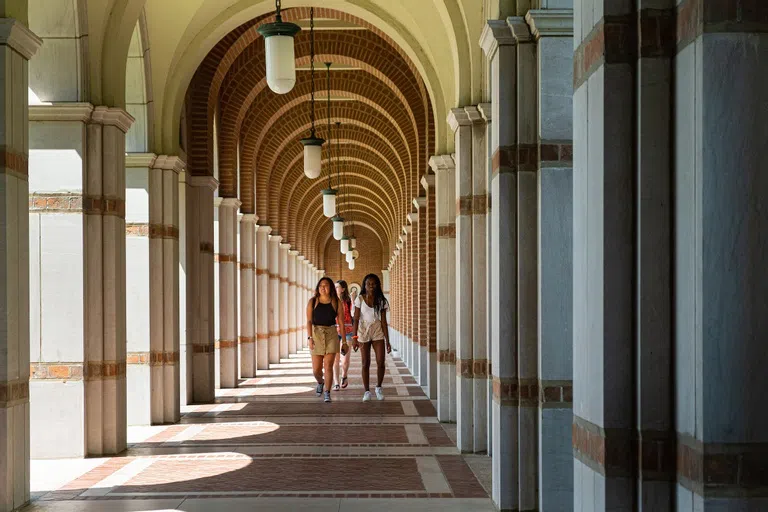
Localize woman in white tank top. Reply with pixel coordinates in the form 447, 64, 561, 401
352, 273, 391, 401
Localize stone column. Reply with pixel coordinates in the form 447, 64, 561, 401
186, 176, 217, 403
508, 18, 539, 511
420, 175, 437, 400
267, 235, 281, 364
448, 107, 475, 453
430, 155, 456, 423
217, 198, 239, 388
413, 197, 428, 391
0, 19, 40, 511
179, 170, 190, 405
526, 9, 575, 510
407, 210, 420, 382
480, 19, 519, 510
255, 226, 271, 369
466, 105, 489, 454
29, 104, 133, 459
125, 154, 183, 426
403, 225, 413, 372
288, 251, 298, 354
238, 214, 257, 378
279, 243, 290, 358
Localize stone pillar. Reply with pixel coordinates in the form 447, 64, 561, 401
407, 210, 420, 382
217, 198, 239, 388
403, 225, 413, 372
430, 155, 456, 423
267, 235, 281, 364
0, 19, 40, 511
238, 214, 257, 378
29, 104, 133, 459
186, 176, 217, 403
413, 197, 428, 391
466, 105, 490, 454
420, 175, 437, 400
279, 243, 290, 358
526, 9, 575, 511
448, 107, 475, 453
255, 226, 271, 369
508, 18, 539, 510
288, 251, 298, 354
382, 269, 391, 308
179, 170, 190, 405
125, 154, 183, 426
480, 19, 519, 510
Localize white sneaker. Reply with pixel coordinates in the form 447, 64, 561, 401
362, 391, 372, 402
375, 387, 384, 401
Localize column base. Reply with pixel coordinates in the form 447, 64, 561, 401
192, 349, 215, 403
456, 374, 474, 452
492, 400, 519, 511
419, 345, 428, 387
0, 399, 29, 511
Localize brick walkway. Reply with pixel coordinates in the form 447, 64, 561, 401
26, 350, 493, 511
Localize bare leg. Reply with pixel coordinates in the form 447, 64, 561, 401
342, 349, 351, 379
333, 353, 340, 386
312, 354, 324, 388
323, 354, 335, 392
360, 343, 372, 392
372, 340, 386, 387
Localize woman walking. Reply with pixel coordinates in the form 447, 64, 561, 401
352, 273, 391, 401
332, 280, 354, 390
306, 277, 345, 402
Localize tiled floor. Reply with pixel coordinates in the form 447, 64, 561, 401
26, 350, 494, 511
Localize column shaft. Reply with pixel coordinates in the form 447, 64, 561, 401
256, 226, 270, 369
415, 197, 428, 390
288, 252, 298, 354
420, 176, 438, 400
279, 243, 290, 359
267, 236, 281, 364
408, 212, 420, 382
218, 199, 239, 388
239, 215, 257, 378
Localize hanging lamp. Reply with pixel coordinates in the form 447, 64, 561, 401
257, 0, 300, 94
321, 62, 337, 217
349, 257, 356, 270
346, 250, 354, 263
340, 236, 350, 254
331, 121, 345, 240
300, 8, 323, 178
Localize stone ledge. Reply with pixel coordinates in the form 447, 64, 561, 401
525, 9, 574, 39
0, 19, 42, 60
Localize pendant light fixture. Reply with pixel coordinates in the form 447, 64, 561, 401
257, 0, 300, 94
340, 236, 350, 254
300, 8, 323, 178
321, 62, 337, 217
349, 257, 356, 270
346, 250, 353, 263
331, 121, 344, 240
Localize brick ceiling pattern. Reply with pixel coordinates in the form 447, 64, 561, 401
185, 7, 435, 265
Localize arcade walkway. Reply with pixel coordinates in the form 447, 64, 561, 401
24, 350, 493, 512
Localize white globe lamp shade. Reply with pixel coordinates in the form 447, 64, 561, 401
322, 189, 337, 218
332, 216, 345, 240
350, 236, 356, 249
264, 35, 296, 93
346, 251, 354, 263
349, 258, 356, 270
340, 237, 350, 254
301, 137, 324, 179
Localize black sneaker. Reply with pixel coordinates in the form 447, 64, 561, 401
324, 391, 331, 403
316, 383, 324, 396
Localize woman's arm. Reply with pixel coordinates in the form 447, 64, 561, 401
380, 309, 391, 352
336, 301, 345, 335
352, 304, 361, 349
306, 298, 315, 349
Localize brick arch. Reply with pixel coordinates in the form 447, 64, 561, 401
239, 73, 419, 212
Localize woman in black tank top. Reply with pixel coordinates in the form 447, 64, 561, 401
306, 277, 345, 402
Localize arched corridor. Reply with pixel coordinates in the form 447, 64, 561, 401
1, 0, 766, 511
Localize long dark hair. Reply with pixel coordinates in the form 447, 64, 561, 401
336, 280, 351, 307
360, 273, 388, 317
314, 277, 339, 307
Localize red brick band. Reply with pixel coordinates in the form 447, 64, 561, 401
472, 359, 490, 379
492, 377, 573, 408
30, 361, 127, 380
572, 416, 634, 478
456, 196, 473, 216
239, 262, 256, 270
257, 333, 270, 340
456, 358, 473, 378
216, 254, 236, 263
269, 273, 280, 280
256, 268, 269, 276
125, 223, 179, 239
539, 142, 574, 165
239, 336, 256, 345
192, 344, 215, 354
491, 144, 548, 175
677, 0, 768, 53
437, 224, 456, 238
0, 149, 29, 179
472, 194, 489, 215
29, 194, 126, 218
126, 351, 180, 365
0, 379, 29, 407
200, 242, 214, 254
573, 15, 636, 90
217, 340, 238, 349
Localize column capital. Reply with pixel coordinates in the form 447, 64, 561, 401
479, 19, 515, 60
279, 243, 290, 250
318, 269, 325, 276
288, 250, 299, 257
125, 152, 158, 168
447, 107, 473, 132
257, 224, 272, 234
407, 212, 419, 224
525, 9, 574, 39
154, 155, 187, 174
240, 213, 258, 224
189, 175, 219, 191
429, 154, 456, 173
420, 174, 436, 191
220, 197, 241, 209
464, 105, 485, 124
269, 235, 282, 244
412, 197, 427, 210
507, 16, 534, 44
478, 103, 492, 122
402, 225, 412, 235
91, 106, 135, 133
0, 19, 42, 60
29, 103, 94, 122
